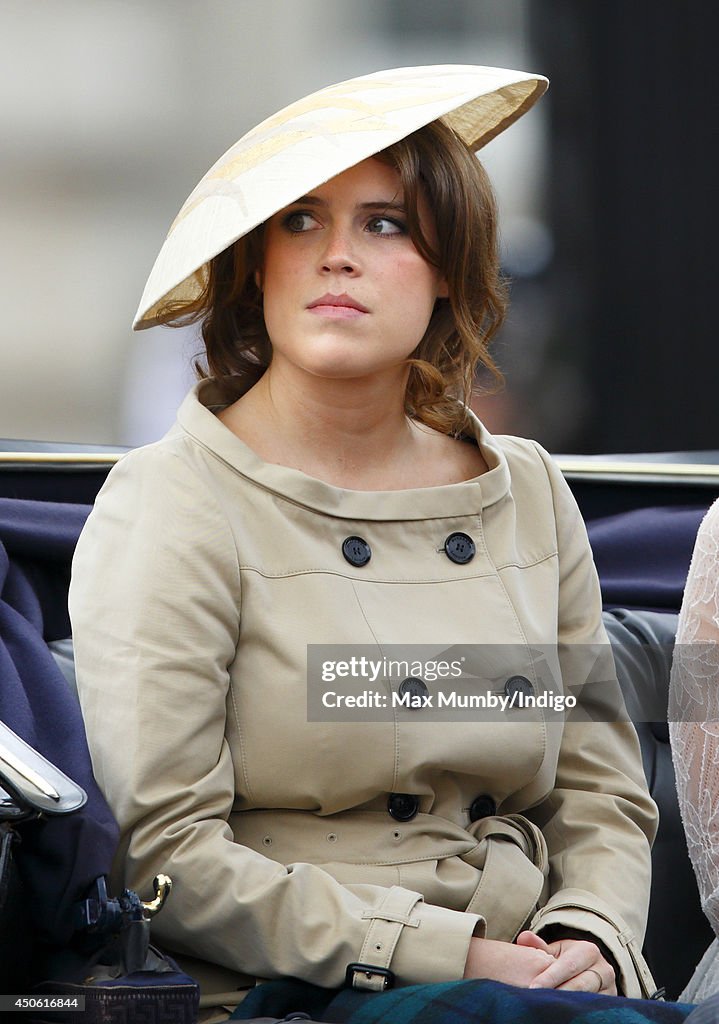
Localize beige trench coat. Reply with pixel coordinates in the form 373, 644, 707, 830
69, 381, 658, 1007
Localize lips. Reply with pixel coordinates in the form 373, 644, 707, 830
307, 293, 369, 316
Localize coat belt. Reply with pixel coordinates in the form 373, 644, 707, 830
464, 814, 549, 940
230, 807, 549, 940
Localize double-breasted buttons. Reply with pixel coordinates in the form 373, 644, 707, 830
504, 675, 533, 699
444, 532, 476, 564
387, 793, 419, 822
469, 794, 497, 822
397, 677, 428, 701
342, 536, 371, 567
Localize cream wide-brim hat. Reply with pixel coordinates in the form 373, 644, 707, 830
133, 64, 548, 330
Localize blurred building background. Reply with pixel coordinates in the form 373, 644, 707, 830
0, 0, 713, 452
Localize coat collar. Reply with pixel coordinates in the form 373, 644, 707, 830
174, 380, 511, 522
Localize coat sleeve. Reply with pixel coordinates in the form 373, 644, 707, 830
523, 443, 659, 998
68, 442, 479, 996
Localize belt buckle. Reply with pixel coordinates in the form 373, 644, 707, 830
345, 962, 395, 991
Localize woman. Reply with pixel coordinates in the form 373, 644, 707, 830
69, 66, 659, 1017
670, 498, 719, 1004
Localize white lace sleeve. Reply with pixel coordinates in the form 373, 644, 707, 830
670, 498, 719, 936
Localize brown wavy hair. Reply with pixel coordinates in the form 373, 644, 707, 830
156, 119, 507, 435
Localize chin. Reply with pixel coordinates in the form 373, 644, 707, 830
304, 362, 383, 382
272, 337, 411, 384
291, 347, 392, 382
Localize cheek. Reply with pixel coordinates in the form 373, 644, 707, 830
261, 232, 302, 294
260, 250, 300, 321
260, 285, 286, 345
392, 257, 443, 313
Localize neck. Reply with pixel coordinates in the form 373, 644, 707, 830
221, 361, 422, 487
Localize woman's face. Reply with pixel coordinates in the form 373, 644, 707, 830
259, 157, 448, 386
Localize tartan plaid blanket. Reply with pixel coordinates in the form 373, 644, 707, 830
232, 978, 697, 1023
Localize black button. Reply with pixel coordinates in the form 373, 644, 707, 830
387, 793, 419, 822
504, 675, 533, 699
444, 532, 476, 564
469, 795, 497, 822
342, 536, 371, 567
398, 677, 428, 701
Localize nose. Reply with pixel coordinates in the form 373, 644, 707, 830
319, 223, 359, 275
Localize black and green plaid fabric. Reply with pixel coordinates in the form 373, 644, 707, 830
232, 978, 697, 1024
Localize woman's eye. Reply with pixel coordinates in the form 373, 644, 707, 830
283, 211, 317, 233
366, 216, 406, 236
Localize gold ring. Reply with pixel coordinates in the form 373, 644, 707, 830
587, 969, 603, 993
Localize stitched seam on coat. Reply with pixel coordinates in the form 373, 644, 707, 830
475, 515, 526, 646
237, 566, 532, 581
349, 581, 401, 792
183, 451, 254, 805
495, 551, 558, 570
477, 460, 548, 787
318, 852, 471, 867
228, 674, 255, 804
528, 441, 561, 554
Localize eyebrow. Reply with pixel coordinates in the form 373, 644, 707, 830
288, 195, 407, 213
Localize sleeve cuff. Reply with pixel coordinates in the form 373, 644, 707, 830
530, 889, 657, 998
389, 901, 483, 986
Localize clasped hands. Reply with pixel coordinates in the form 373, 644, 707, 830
463, 930, 617, 995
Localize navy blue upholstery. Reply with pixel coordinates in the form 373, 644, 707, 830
0, 498, 118, 950
588, 505, 707, 611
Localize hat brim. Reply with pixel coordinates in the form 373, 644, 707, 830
133, 65, 548, 330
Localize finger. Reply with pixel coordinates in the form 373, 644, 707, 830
555, 967, 616, 995
515, 931, 553, 954
555, 969, 614, 995
554, 977, 599, 993
528, 951, 591, 989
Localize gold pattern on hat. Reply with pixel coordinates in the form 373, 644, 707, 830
169, 87, 458, 233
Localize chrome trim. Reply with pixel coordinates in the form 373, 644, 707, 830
555, 459, 719, 486
0, 741, 60, 800
0, 452, 122, 466
555, 459, 719, 477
